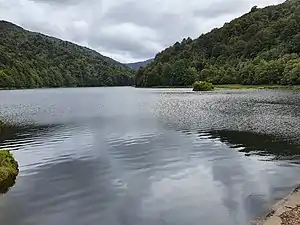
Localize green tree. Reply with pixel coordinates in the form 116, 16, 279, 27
0, 70, 15, 88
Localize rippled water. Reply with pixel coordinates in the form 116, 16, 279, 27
0, 87, 300, 225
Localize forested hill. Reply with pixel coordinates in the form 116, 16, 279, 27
126, 59, 154, 71
136, 0, 300, 87
0, 21, 134, 88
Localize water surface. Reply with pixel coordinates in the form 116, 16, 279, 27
0, 87, 300, 225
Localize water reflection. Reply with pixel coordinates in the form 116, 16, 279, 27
206, 130, 300, 159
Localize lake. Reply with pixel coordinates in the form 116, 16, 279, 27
0, 87, 300, 225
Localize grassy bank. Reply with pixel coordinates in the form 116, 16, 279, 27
215, 84, 300, 90
0, 150, 19, 193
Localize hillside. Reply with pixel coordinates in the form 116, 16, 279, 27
136, 0, 300, 87
126, 59, 153, 71
0, 21, 134, 88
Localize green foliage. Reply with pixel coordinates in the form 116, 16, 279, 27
282, 59, 300, 84
193, 81, 214, 91
0, 21, 135, 89
0, 150, 19, 193
136, 0, 300, 87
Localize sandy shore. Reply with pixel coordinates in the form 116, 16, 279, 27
255, 186, 300, 225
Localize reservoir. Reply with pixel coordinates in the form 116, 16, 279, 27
0, 87, 300, 225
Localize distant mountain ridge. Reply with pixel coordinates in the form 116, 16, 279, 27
136, 0, 300, 87
0, 20, 134, 88
126, 59, 154, 70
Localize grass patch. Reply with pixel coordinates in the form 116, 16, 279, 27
0, 150, 19, 193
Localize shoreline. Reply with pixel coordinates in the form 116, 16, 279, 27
0, 85, 133, 91
1, 85, 300, 91
135, 85, 300, 90
255, 186, 300, 225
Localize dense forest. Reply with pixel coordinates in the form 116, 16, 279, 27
0, 21, 134, 88
136, 0, 300, 87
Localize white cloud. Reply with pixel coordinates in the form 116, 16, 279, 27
0, 0, 286, 63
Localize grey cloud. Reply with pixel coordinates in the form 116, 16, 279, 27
104, 2, 180, 29
82, 25, 161, 60
102, 1, 199, 47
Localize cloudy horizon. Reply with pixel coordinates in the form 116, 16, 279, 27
0, 0, 285, 63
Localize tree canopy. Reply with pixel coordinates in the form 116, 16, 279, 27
0, 21, 134, 89
136, 0, 300, 87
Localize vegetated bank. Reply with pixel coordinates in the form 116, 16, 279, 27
136, 0, 300, 87
0, 150, 18, 193
0, 121, 19, 193
0, 21, 135, 89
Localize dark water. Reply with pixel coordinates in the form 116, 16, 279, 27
0, 87, 300, 225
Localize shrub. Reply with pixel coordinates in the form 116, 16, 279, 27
0, 150, 19, 193
193, 81, 214, 91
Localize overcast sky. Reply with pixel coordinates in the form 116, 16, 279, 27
0, 0, 285, 63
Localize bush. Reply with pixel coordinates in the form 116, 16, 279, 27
0, 150, 19, 193
193, 81, 214, 91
